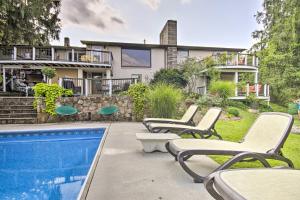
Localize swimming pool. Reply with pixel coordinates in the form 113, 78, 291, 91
0, 128, 105, 200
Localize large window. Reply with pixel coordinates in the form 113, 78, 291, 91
122, 48, 151, 67
177, 50, 189, 64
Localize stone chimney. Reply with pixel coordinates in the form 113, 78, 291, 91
160, 20, 177, 45
64, 37, 70, 47
160, 20, 178, 68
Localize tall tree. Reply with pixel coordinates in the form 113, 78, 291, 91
0, 0, 61, 45
252, 0, 300, 104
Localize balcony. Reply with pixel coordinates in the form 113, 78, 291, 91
0, 46, 112, 68
212, 53, 259, 72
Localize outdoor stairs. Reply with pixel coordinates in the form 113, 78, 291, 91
0, 97, 37, 124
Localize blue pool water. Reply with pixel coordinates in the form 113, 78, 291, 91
0, 128, 105, 200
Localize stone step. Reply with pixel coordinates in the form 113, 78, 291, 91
0, 118, 37, 124
0, 109, 37, 114
0, 113, 37, 119
0, 97, 35, 106
0, 105, 35, 110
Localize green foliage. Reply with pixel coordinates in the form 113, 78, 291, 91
227, 100, 248, 110
41, 67, 56, 79
180, 58, 206, 92
148, 83, 183, 118
0, 1, 61, 45
0, 75, 2, 84
197, 95, 223, 108
209, 81, 235, 106
150, 68, 187, 88
288, 103, 298, 115
227, 107, 240, 117
252, 0, 300, 104
127, 83, 149, 121
33, 83, 73, 115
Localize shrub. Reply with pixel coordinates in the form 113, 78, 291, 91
148, 83, 183, 118
127, 83, 149, 121
197, 95, 223, 108
33, 83, 73, 115
41, 67, 56, 79
209, 81, 235, 106
227, 100, 248, 110
150, 68, 187, 88
227, 107, 240, 117
0, 75, 3, 83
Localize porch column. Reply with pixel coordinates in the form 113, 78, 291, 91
32, 47, 36, 60
13, 47, 17, 60
106, 69, 112, 96
51, 47, 55, 61
255, 71, 259, 96
71, 49, 75, 62
234, 72, 238, 96
78, 69, 84, 95
2, 68, 6, 92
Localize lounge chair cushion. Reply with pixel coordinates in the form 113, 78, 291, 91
212, 169, 300, 200
169, 139, 257, 153
136, 133, 180, 152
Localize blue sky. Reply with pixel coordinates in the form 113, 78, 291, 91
53, 0, 263, 49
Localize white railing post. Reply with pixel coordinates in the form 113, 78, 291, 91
253, 56, 256, 66
246, 83, 250, 96
134, 78, 137, 84
245, 55, 247, 65
263, 84, 267, 97
109, 79, 112, 97
2, 68, 6, 92
267, 84, 270, 96
72, 49, 75, 62
32, 47, 36, 60
58, 78, 63, 87
234, 72, 238, 96
85, 79, 89, 96
51, 47, 55, 61
13, 47, 17, 60
235, 54, 239, 65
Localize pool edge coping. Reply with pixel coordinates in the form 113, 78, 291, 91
77, 124, 110, 200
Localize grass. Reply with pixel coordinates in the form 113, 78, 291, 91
210, 107, 300, 169
270, 102, 300, 126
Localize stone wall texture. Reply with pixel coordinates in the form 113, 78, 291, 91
37, 96, 133, 123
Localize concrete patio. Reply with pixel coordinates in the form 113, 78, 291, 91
0, 122, 219, 200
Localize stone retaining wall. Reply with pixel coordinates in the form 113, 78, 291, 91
37, 96, 133, 123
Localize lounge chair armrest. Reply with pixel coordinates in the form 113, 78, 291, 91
214, 152, 271, 173
204, 175, 224, 200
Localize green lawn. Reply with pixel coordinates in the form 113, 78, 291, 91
210, 108, 300, 169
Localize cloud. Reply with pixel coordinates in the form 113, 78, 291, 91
141, 0, 161, 10
61, 0, 125, 32
141, 0, 192, 10
180, 0, 192, 4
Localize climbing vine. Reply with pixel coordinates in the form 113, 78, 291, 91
33, 83, 73, 115
127, 83, 149, 121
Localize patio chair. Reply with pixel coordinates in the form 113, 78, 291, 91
165, 112, 294, 183
143, 105, 198, 131
148, 107, 222, 139
205, 168, 300, 200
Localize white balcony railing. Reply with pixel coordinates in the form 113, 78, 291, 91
212, 53, 258, 67
0, 46, 113, 65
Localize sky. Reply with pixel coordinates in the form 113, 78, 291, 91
52, 0, 264, 49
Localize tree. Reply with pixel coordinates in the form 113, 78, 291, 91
0, 0, 61, 45
252, 0, 300, 104
151, 68, 187, 88
41, 67, 56, 84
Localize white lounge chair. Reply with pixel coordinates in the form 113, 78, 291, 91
143, 105, 198, 131
205, 168, 300, 200
166, 112, 294, 183
149, 107, 222, 139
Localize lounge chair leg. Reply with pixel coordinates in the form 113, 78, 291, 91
165, 142, 178, 161
214, 152, 271, 172
274, 155, 295, 168
212, 128, 222, 140
178, 151, 205, 183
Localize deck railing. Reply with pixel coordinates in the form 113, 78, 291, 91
212, 53, 258, 67
0, 46, 113, 65
235, 83, 269, 98
59, 77, 138, 96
